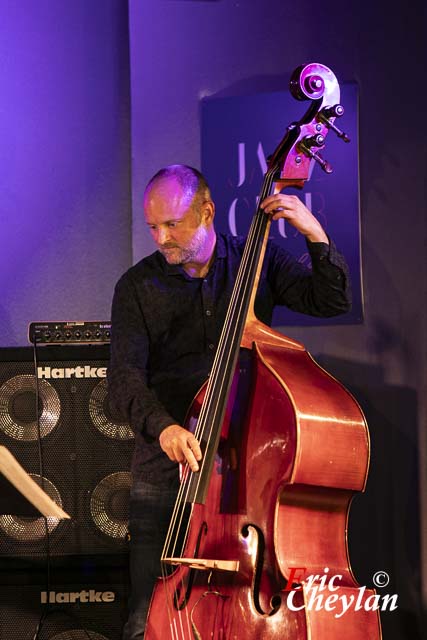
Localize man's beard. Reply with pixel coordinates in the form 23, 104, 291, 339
159, 224, 209, 265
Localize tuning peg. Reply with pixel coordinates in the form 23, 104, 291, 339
302, 133, 325, 148
297, 134, 332, 173
312, 151, 333, 174
300, 146, 333, 173
318, 104, 350, 143
321, 104, 345, 119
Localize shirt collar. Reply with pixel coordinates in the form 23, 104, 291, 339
215, 233, 227, 259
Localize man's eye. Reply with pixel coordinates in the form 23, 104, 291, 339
168, 222, 177, 228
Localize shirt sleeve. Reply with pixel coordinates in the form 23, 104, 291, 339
107, 274, 176, 440
266, 236, 352, 317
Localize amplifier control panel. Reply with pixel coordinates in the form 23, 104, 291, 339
28, 321, 111, 345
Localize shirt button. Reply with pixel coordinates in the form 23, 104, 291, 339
206, 309, 212, 316
208, 343, 215, 350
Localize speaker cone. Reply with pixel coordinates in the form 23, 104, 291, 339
0, 374, 60, 441
90, 472, 131, 539
89, 380, 133, 440
0, 474, 63, 541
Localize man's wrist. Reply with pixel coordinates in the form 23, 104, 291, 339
305, 227, 329, 244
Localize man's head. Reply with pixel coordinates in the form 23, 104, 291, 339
143, 165, 215, 267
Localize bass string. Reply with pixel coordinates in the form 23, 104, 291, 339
159, 167, 278, 638
157, 213, 271, 639
182, 167, 276, 491
162, 167, 278, 566
162, 166, 277, 563
191, 170, 273, 441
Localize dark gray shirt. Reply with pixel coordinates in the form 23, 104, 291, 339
107, 233, 351, 486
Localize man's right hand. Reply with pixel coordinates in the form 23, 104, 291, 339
159, 424, 202, 472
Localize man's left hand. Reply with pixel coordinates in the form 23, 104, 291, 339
261, 194, 329, 244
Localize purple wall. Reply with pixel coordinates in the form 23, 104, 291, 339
129, 1, 426, 638
0, 0, 132, 347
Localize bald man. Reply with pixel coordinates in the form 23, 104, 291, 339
108, 164, 350, 639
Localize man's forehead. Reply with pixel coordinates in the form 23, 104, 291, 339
144, 178, 196, 223
145, 177, 193, 208
147, 175, 179, 196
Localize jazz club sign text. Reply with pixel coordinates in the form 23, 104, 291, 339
201, 83, 362, 326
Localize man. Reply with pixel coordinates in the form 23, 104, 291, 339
107, 164, 350, 639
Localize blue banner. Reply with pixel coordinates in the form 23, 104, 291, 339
201, 83, 362, 326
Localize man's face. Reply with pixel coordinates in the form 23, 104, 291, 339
144, 178, 210, 265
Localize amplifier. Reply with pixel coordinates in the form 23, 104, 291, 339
28, 321, 111, 345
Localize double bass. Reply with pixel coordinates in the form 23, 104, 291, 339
145, 63, 382, 639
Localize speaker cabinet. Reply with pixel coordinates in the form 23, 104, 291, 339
0, 346, 132, 639
0, 568, 129, 639
0, 345, 134, 557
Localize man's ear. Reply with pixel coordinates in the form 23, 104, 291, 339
203, 200, 215, 225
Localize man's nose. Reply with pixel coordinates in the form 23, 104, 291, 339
157, 226, 171, 245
